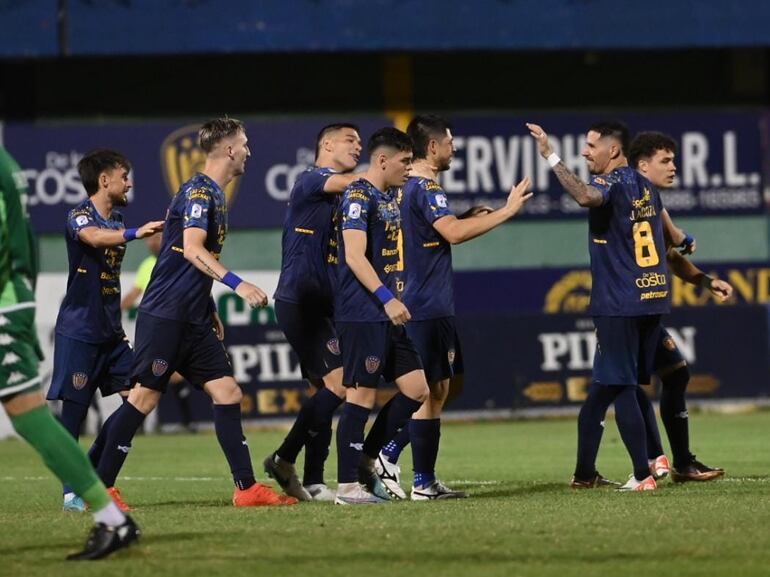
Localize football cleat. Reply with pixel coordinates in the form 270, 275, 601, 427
304, 483, 336, 502
671, 457, 725, 483
649, 454, 671, 480
233, 483, 299, 507
334, 482, 389, 505
107, 487, 132, 512
263, 453, 312, 501
617, 474, 657, 492
63, 493, 87, 512
411, 479, 468, 501
569, 471, 621, 488
66, 514, 140, 560
358, 463, 391, 501
374, 453, 407, 500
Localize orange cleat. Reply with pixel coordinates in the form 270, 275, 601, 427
649, 454, 671, 480
233, 483, 299, 507
107, 486, 132, 512
617, 475, 657, 492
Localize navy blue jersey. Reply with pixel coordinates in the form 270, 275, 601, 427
335, 179, 403, 322
274, 166, 339, 309
139, 173, 226, 324
55, 200, 126, 343
399, 177, 454, 320
587, 167, 670, 316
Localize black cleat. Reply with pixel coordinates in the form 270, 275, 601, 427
671, 457, 725, 483
570, 471, 621, 488
67, 515, 140, 560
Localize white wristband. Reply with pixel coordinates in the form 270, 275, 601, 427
547, 153, 561, 168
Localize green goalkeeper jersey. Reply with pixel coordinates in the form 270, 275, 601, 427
0, 145, 38, 311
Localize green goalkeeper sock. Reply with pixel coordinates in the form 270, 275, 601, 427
11, 405, 112, 511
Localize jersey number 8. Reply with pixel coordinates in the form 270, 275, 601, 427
632, 221, 660, 267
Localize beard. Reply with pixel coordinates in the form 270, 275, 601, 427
114, 193, 129, 207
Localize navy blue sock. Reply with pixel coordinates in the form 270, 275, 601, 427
363, 395, 394, 459
574, 383, 616, 480
614, 386, 651, 481
95, 401, 146, 487
303, 388, 343, 486
636, 387, 664, 459
382, 421, 411, 464
660, 367, 691, 469
276, 393, 317, 464
336, 402, 370, 484
410, 418, 440, 487
88, 396, 128, 469
385, 393, 423, 442
59, 400, 89, 495
212, 403, 255, 490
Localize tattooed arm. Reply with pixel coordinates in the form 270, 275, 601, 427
526, 122, 604, 207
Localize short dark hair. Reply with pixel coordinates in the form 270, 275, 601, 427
629, 132, 678, 167
367, 127, 413, 156
77, 149, 131, 197
315, 123, 360, 160
199, 117, 245, 153
406, 114, 453, 159
588, 120, 630, 157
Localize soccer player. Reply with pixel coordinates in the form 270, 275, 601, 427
47, 149, 163, 511
362, 114, 533, 500
333, 127, 428, 504
0, 144, 139, 559
92, 117, 297, 507
527, 120, 666, 491
630, 131, 728, 482
263, 123, 363, 502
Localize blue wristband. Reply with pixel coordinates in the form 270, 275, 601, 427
222, 271, 243, 291
123, 228, 138, 242
374, 285, 395, 305
679, 233, 695, 254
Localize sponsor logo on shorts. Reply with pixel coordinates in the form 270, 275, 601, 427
326, 338, 341, 356
117, 445, 131, 454
365, 355, 380, 374
152, 359, 169, 377
349, 442, 364, 451
663, 336, 677, 351
447, 349, 456, 365
72, 372, 89, 390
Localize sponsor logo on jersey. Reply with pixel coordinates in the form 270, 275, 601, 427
190, 203, 203, 219
72, 372, 89, 390
160, 124, 240, 204
435, 193, 448, 208
635, 272, 667, 288
347, 203, 362, 219
326, 338, 341, 356
75, 214, 90, 227
365, 355, 380, 374
152, 358, 169, 377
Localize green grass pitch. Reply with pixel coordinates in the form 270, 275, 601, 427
1, 411, 769, 577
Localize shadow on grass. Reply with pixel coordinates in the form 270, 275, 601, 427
470, 482, 566, 499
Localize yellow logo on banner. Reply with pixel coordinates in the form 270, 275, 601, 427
544, 270, 592, 313
160, 124, 241, 205
522, 381, 563, 402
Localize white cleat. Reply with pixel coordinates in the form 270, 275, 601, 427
304, 483, 336, 502
334, 482, 389, 505
411, 479, 468, 501
649, 455, 670, 480
617, 474, 657, 492
374, 453, 407, 500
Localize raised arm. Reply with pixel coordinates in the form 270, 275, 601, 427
526, 123, 604, 207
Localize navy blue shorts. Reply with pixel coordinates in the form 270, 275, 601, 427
653, 326, 687, 374
47, 334, 132, 406
275, 299, 342, 381
592, 315, 662, 386
131, 312, 233, 392
337, 322, 423, 388
406, 317, 464, 383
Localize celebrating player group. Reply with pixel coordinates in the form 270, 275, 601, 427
0, 114, 730, 560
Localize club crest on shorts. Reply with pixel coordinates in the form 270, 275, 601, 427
365, 355, 380, 374
447, 349, 456, 365
326, 338, 341, 356
663, 336, 677, 351
72, 372, 88, 390
152, 359, 169, 377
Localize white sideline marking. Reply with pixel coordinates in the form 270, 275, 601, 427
0, 475, 503, 485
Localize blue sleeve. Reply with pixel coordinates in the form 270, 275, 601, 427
341, 186, 373, 232
183, 185, 213, 231
67, 207, 97, 240
589, 175, 613, 205
297, 168, 333, 201
419, 181, 453, 223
